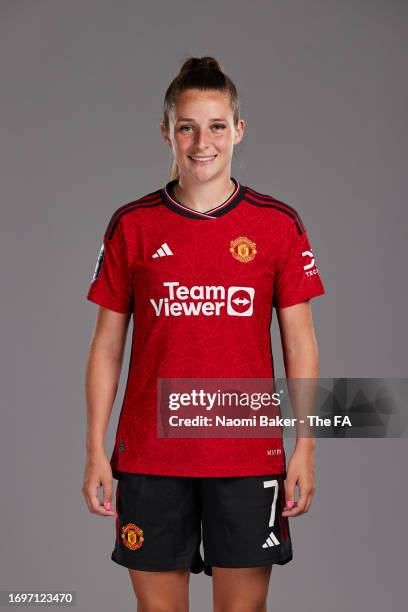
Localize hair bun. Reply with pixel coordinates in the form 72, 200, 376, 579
179, 56, 222, 76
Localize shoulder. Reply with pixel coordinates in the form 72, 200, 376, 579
244, 185, 306, 236
103, 187, 165, 239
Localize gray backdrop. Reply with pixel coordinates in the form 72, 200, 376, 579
1, 0, 406, 610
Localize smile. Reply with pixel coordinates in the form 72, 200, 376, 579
188, 155, 217, 163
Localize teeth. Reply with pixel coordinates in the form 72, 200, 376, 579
189, 155, 216, 161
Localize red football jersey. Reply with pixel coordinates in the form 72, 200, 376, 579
86, 177, 325, 477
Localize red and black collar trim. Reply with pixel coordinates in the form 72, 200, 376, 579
160, 177, 246, 220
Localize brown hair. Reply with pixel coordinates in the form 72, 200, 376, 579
162, 56, 241, 180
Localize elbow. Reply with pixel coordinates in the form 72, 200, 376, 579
283, 337, 320, 377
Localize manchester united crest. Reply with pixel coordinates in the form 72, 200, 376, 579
121, 522, 144, 551
230, 236, 257, 263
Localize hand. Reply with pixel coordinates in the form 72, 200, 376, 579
81, 451, 117, 517
281, 443, 316, 517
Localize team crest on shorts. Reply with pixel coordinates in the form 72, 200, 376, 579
230, 236, 257, 263
121, 523, 144, 551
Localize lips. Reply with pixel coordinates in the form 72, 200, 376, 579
188, 154, 217, 163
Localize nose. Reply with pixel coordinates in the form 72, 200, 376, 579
195, 127, 211, 149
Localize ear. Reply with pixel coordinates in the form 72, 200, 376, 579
160, 122, 172, 147
233, 118, 245, 145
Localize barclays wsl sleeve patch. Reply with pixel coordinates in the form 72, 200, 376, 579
91, 243, 105, 282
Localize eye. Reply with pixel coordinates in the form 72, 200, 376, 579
179, 124, 226, 133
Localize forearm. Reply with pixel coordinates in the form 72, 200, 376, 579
283, 340, 319, 447
85, 342, 123, 456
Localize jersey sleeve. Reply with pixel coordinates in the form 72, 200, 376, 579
86, 216, 134, 314
273, 220, 325, 309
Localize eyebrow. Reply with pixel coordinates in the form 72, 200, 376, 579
176, 117, 227, 122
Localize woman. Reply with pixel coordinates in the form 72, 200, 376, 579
82, 56, 325, 612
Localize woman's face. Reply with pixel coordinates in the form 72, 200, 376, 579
161, 88, 245, 182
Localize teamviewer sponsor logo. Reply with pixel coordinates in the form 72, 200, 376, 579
150, 282, 255, 317
227, 287, 254, 316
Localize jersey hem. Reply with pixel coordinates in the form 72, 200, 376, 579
112, 463, 287, 479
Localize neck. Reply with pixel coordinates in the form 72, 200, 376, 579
173, 175, 235, 213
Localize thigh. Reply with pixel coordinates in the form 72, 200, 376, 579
129, 567, 190, 612
212, 566, 272, 612
201, 474, 293, 575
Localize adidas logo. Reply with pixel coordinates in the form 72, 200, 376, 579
262, 532, 280, 548
152, 242, 173, 258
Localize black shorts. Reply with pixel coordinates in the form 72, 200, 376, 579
112, 472, 293, 576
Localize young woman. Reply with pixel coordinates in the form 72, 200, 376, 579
82, 56, 325, 612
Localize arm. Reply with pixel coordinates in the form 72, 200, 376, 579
276, 300, 319, 518
81, 306, 131, 517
